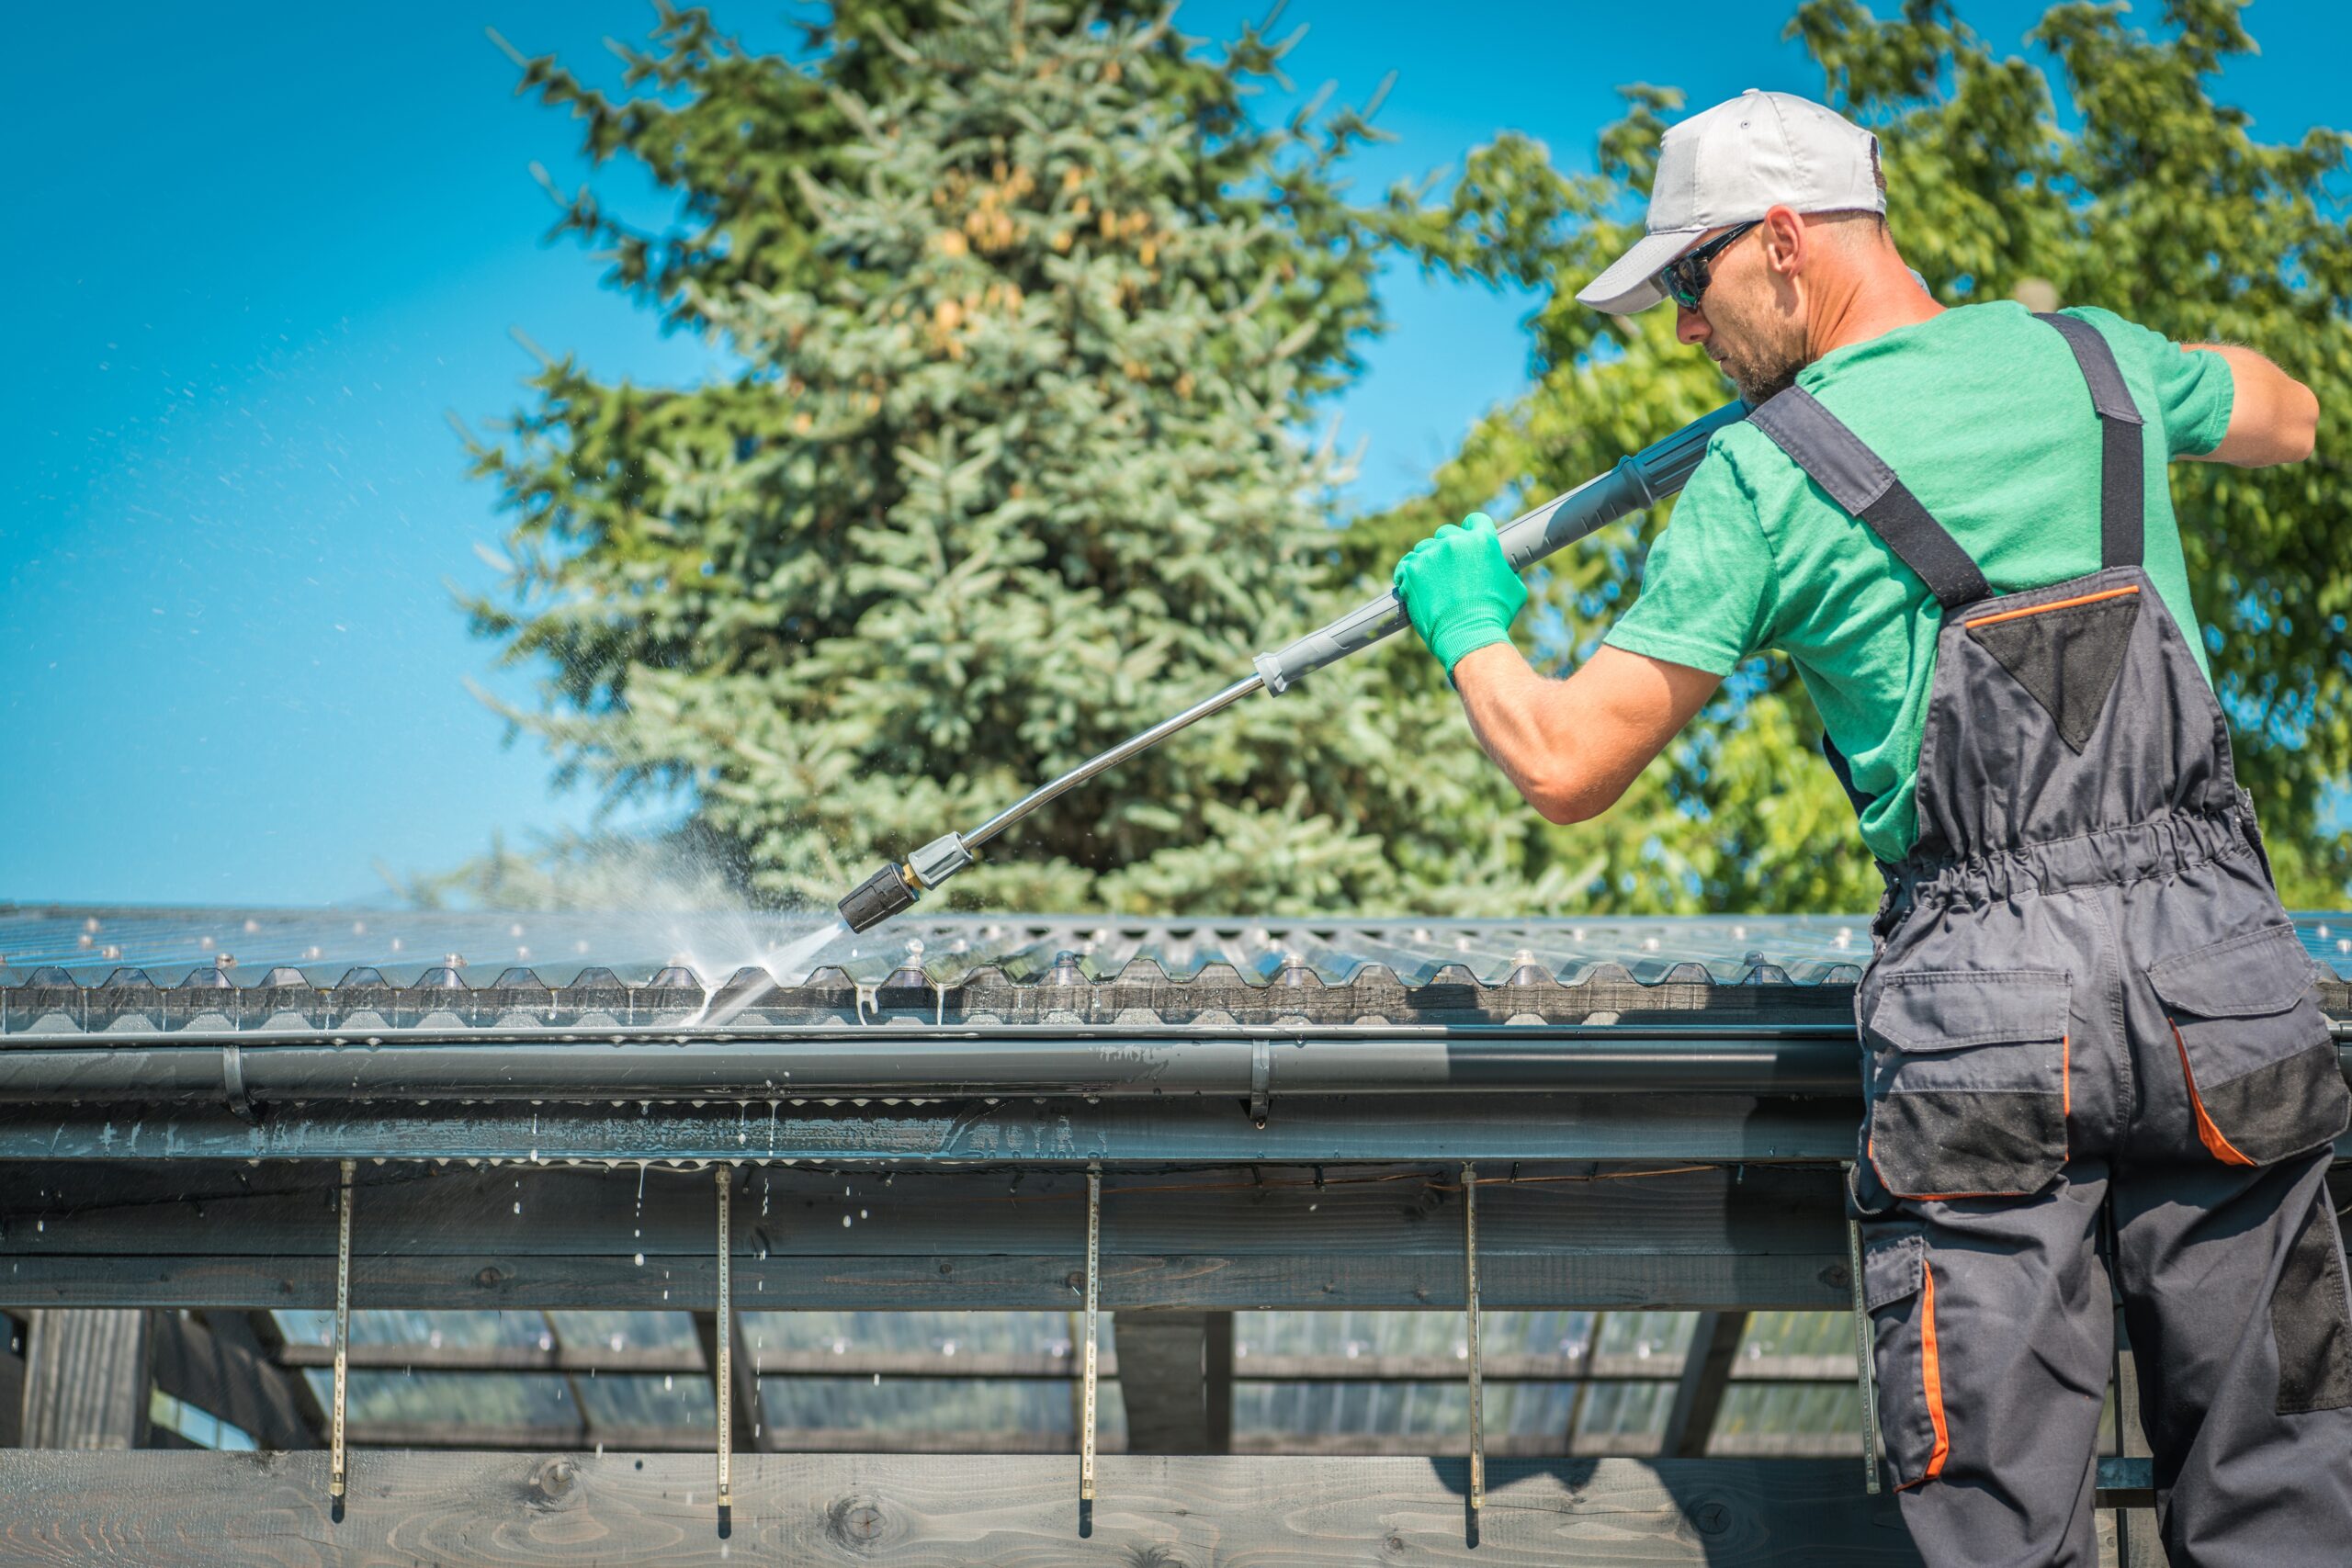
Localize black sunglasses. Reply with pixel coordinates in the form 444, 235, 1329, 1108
1657, 220, 1760, 311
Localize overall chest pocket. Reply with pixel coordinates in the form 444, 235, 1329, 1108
1863, 970, 2072, 1200
2146, 924, 2348, 1168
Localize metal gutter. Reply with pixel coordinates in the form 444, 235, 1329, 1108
0, 1025, 2340, 1105
0, 1023, 1869, 1102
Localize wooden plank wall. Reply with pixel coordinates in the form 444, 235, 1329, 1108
0, 1160, 1855, 1314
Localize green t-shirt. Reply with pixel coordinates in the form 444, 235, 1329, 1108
1602, 300, 2235, 863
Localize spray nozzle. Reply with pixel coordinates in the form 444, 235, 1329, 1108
836, 831, 976, 933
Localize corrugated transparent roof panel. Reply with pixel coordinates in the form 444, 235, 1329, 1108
1711, 1383, 1862, 1443
758, 1376, 1126, 1439
1235, 1381, 1578, 1441
276, 1308, 541, 1351
1593, 1312, 1701, 1359
547, 1311, 699, 1354
576, 1372, 713, 1432
1574, 1382, 1675, 1444
311, 1369, 574, 1429
1739, 1311, 1855, 1358
746, 1309, 1078, 1357
1237, 1309, 1603, 1359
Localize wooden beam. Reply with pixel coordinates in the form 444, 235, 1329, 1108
148, 1311, 316, 1451
1660, 1310, 1749, 1458
0, 1092, 1864, 1165
17, 1310, 153, 1449
0, 1161, 1855, 1314
0, 1450, 1928, 1563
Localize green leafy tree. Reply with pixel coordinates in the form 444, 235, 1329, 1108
1365, 0, 2352, 910
465, 0, 1544, 913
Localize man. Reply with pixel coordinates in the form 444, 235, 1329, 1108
1392, 89, 2346, 1566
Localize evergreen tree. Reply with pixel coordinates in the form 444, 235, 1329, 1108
465, 1, 1536, 913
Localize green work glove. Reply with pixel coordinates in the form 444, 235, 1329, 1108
1390, 512, 1529, 679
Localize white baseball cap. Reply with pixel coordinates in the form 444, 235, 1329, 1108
1577, 89, 1884, 315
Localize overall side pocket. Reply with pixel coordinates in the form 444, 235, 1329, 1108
2146, 923, 2348, 1168
2274, 1184, 2352, 1416
1863, 969, 2072, 1200
1863, 1223, 1950, 1489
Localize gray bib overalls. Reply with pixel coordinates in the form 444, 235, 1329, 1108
1749, 314, 2352, 1567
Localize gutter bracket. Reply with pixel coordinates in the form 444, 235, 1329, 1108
220, 1042, 254, 1122
1249, 1038, 1271, 1129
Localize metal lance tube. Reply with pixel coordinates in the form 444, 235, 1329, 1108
837, 401, 1748, 932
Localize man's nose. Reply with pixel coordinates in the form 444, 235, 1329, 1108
1675, 304, 1708, 345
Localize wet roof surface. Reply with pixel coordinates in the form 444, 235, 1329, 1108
6, 905, 2348, 984
2, 906, 1899, 987
3, 905, 2345, 1036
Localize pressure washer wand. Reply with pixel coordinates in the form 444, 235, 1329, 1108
836, 400, 1748, 933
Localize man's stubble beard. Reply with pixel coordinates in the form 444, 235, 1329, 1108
1709, 299, 1809, 405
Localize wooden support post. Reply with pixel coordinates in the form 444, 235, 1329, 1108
152, 1312, 317, 1450
1659, 1310, 1748, 1458
18, 1309, 153, 1449
1080, 1164, 1100, 1506
0, 1311, 25, 1447
1110, 1314, 1205, 1452
331, 1158, 352, 1500
1205, 1310, 1233, 1453
1112, 1310, 1236, 1453
1464, 1162, 1482, 1513
1844, 1178, 1882, 1495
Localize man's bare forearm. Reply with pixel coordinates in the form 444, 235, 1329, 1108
1451, 641, 1724, 827
1451, 642, 1577, 820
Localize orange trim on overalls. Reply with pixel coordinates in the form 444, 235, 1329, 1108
1920, 1259, 1951, 1482
2171, 1021, 2256, 1166
1892, 1258, 1952, 1490
1961, 582, 2139, 628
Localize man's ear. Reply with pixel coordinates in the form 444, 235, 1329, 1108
1760, 204, 1806, 278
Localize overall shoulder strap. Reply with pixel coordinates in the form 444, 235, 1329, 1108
2032, 311, 2145, 570
1747, 386, 1991, 610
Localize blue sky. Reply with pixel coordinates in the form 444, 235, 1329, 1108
4, 1, 2343, 907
